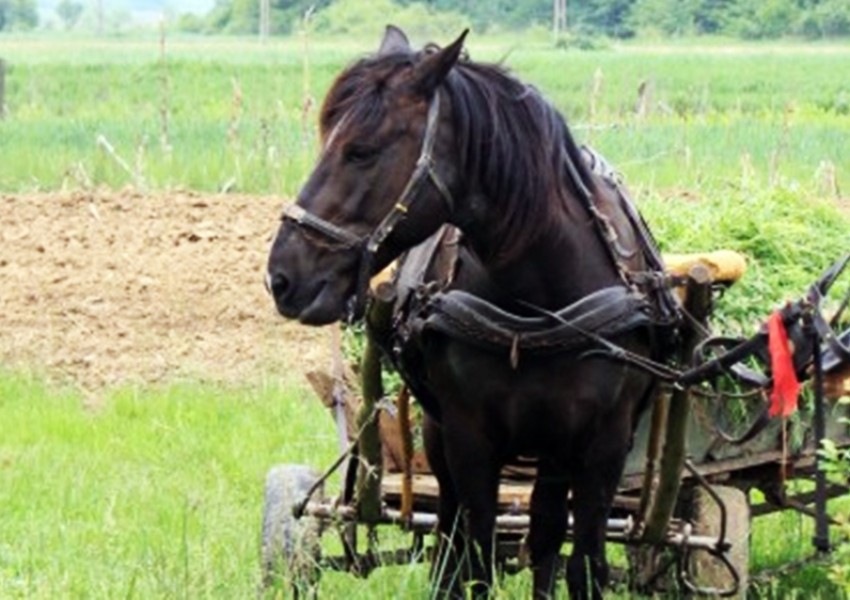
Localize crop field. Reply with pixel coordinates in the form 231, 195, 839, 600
0, 32, 849, 598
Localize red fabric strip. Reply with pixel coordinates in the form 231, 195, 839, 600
767, 311, 800, 418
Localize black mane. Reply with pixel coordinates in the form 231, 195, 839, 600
444, 59, 594, 262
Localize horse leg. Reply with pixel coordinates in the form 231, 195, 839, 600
423, 416, 465, 598
439, 421, 500, 598
566, 448, 629, 600
528, 460, 571, 599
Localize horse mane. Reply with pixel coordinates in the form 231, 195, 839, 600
319, 54, 411, 142
319, 46, 595, 263
443, 59, 594, 262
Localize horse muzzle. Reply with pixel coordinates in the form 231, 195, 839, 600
266, 263, 356, 325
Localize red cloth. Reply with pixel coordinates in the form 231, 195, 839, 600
767, 311, 800, 417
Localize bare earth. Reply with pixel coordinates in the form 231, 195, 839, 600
0, 190, 331, 391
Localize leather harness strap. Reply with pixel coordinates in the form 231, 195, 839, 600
281, 93, 454, 319
282, 204, 363, 248
419, 286, 653, 357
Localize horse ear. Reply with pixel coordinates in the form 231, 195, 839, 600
378, 24, 411, 56
411, 29, 468, 97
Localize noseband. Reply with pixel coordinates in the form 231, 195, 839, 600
282, 93, 455, 320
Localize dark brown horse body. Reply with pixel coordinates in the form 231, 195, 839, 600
267, 26, 673, 599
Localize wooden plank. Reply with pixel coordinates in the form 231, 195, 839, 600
751, 484, 850, 517
825, 362, 850, 399
382, 473, 533, 512
663, 250, 746, 285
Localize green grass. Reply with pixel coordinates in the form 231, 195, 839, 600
1, 34, 848, 194
1, 369, 848, 598
0, 371, 338, 598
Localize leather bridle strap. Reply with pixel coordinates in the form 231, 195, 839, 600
365, 93, 452, 253
281, 92, 454, 319
282, 204, 363, 248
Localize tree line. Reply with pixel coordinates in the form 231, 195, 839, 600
2, 0, 848, 39
188, 0, 850, 39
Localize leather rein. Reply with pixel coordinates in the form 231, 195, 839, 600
281, 93, 455, 320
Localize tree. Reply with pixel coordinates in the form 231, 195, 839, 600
0, 0, 38, 30
203, 0, 330, 34
56, 0, 84, 29
570, 0, 636, 37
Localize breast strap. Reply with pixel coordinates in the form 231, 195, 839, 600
417, 286, 652, 357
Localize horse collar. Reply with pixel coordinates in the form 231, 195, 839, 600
281, 92, 454, 320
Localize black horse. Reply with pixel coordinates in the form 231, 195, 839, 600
267, 26, 675, 599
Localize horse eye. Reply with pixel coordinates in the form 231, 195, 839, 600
344, 145, 379, 165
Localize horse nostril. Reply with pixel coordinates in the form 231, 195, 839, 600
268, 272, 290, 299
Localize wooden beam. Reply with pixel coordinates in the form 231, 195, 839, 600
640, 264, 713, 543
355, 284, 396, 523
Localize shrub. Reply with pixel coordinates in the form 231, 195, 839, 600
312, 0, 470, 40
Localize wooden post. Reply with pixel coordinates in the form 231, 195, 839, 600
636, 391, 669, 524
96, 0, 103, 35
355, 283, 396, 523
640, 263, 713, 544
0, 59, 5, 119
396, 386, 414, 523
553, 0, 567, 40
259, 0, 270, 42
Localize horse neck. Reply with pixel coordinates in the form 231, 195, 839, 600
457, 192, 623, 311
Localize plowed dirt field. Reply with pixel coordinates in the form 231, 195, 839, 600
0, 190, 330, 391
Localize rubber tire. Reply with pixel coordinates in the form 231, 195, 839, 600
260, 464, 324, 597
689, 484, 750, 598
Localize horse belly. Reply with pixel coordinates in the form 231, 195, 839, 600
422, 337, 649, 459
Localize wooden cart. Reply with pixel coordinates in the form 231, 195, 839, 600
261, 252, 850, 597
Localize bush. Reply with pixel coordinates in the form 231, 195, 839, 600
816, 0, 850, 37
177, 13, 204, 33
312, 0, 470, 40
726, 0, 797, 39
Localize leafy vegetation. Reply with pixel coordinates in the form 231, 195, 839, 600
193, 0, 850, 40
0, 0, 37, 31
312, 0, 471, 38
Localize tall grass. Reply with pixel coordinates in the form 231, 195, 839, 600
0, 371, 336, 598
1, 35, 848, 195
1, 367, 845, 598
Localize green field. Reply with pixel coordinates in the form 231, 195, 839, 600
1, 34, 848, 196
0, 372, 846, 598
1, 32, 850, 598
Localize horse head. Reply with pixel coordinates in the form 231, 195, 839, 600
267, 26, 467, 325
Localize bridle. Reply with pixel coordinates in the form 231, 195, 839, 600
281, 92, 455, 320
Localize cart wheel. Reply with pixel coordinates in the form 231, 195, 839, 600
260, 464, 324, 598
688, 484, 750, 598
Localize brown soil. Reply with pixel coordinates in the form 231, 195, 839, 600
0, 190, 331, 391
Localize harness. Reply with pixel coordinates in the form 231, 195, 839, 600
420, 286, 653, 365
393, 146, 681, 365
281, 93, 455, 319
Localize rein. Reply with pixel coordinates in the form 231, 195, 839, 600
282, 93, 455, 320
